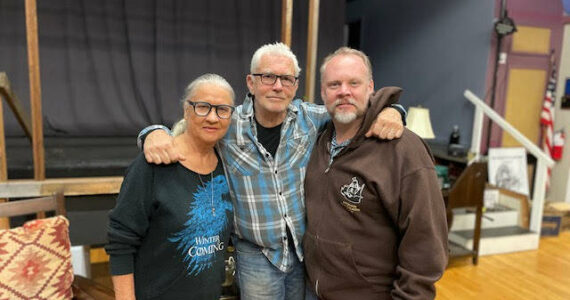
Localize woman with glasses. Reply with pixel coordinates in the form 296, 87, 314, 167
106, 74, 235, 300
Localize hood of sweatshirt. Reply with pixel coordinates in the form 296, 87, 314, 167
341, 86, 403, 152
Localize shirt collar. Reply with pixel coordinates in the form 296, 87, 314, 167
331, 128, 351, 151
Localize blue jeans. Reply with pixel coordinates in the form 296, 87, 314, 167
305, 285, 318, 300
235, 238, 305, 300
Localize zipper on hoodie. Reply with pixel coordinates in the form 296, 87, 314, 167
325, 140, 333, 174
315, 280, 319, 297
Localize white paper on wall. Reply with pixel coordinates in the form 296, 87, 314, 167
488, 147, 530, 196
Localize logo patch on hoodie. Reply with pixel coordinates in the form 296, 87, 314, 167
340, 177, 365, 212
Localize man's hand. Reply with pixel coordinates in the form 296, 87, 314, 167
144, 130, 185, 164
365, 107, 404, 140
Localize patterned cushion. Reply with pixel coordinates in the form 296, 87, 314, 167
0, 216, 73, 300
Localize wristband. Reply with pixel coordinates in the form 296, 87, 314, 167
390, 104, 407, 126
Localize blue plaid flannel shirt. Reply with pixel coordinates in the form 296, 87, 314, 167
218, 93, 329, 272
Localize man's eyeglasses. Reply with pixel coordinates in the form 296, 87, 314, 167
252, 73, 298, 87
186, 101, 235, 119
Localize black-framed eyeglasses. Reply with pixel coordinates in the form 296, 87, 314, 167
186, 101, 235, 119
252, 73, 298, 87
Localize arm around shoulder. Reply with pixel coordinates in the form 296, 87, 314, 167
137, 125, 172, 149
140, 125, 185, 164
366, 87, 406, 140
298, 99, 331, 132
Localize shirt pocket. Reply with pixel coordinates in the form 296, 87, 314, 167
287, 135, 312, 169
225, 142, 261, 176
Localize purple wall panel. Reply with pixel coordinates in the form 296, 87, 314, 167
481, 0, 566, 153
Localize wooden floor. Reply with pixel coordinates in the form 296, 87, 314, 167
436, 231, 570, 300
91, 233, 570, 299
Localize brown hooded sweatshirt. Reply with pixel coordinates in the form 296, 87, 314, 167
303, 87, 448, 300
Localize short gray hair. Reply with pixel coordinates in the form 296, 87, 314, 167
250, 42, 301, 76
181, 73, 235, 109
320, 47, 373, 82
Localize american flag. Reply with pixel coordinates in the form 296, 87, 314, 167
540, 61, 556, 189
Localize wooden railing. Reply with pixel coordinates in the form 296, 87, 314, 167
464, 89, 555, 234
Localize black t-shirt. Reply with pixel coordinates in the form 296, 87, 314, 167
106, 153, 233, 299
255, 119, 282, 158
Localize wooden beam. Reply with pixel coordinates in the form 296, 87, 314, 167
0, 176, 124, 198
0, 93, 8, 229
304, 0, 320, 103
0, 97, 5, 181
281, 0, 293, 47
25, 0, 45, 180
0, 73, 33, 141
0, 196, 60, 218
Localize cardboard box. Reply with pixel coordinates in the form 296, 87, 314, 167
545, 202, 570, 231
541, 214, 562, 236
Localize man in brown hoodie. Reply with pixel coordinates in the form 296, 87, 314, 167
303, 48, 448, 300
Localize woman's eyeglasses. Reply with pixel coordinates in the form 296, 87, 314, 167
187, 101, 235, 119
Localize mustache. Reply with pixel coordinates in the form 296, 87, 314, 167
333, 98, 357, 107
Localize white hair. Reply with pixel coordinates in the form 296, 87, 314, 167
180, 73, 235, 109
171, 119, 187, 136
250, 42, 301, 76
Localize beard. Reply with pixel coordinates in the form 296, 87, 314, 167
333, 111, 358, 124
328, 98, 362, 124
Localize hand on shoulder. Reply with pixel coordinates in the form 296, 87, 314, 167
144, 130, 185, 164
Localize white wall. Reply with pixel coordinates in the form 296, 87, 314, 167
551, 24, 570, 203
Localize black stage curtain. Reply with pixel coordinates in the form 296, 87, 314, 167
0, 0, 344, 137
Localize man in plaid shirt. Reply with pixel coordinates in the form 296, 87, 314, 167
139, 43, 405, 299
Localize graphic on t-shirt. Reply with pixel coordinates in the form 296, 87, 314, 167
169, 174, 233, 275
